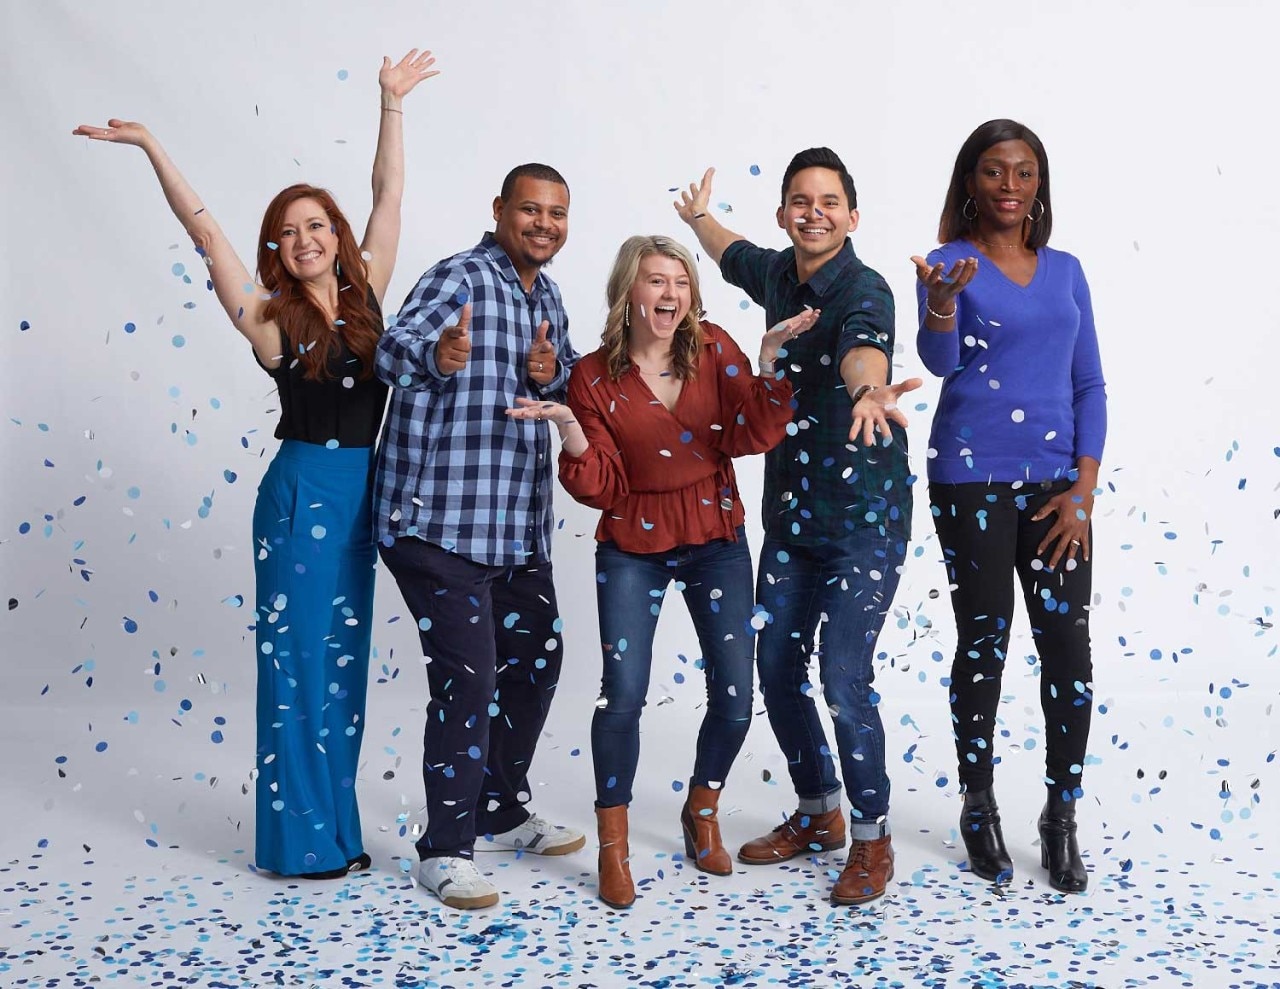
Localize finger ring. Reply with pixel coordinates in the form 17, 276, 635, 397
536, 362, 544, 371
1071, 539, 1081, 545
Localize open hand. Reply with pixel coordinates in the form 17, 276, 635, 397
911, 255, 978, 317
674, 167, 714, 225
760, 307, 820, 363
1032, 485, 1094, 571
379, 48, 439, 99
849, 377, 924, 446
505, 396, 576, 426
71, 118, 154, 150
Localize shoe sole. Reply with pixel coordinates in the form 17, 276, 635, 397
439, 891, 500, 909
737, 838, 845, 865
475, 834, 587, 856
830, 866, 895, 905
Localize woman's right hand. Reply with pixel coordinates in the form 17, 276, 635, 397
910, 255, 978, 313
72, 118, 154, 150
505, 396, 578, 427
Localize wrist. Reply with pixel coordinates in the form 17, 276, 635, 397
380, 93, 403, 111
924, 297, 956, 320
850, 383, 877, 406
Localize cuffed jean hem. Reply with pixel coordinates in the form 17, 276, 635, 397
848, 815, 891, 841
797, 786, 844, 816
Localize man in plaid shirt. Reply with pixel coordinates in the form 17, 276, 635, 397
374, 163, 584, 910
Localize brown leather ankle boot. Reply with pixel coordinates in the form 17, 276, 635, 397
680, 783, 732, 876
595, 804, 635, 908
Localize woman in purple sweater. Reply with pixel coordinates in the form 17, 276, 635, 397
912, 119, 1106, 893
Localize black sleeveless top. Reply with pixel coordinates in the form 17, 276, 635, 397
256, 292, 389, 448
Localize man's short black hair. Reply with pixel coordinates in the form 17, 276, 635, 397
780, 148, 857, 209
500, 163, 570, 201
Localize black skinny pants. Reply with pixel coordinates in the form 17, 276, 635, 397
929, 479, 1094, 796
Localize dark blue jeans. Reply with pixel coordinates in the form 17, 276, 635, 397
755, 527, 907, 840
591, 528, 755, 808
378, 537, 563, 860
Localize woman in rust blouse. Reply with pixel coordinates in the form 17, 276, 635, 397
508, 235, 815, 908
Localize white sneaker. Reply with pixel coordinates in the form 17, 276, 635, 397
416, 856, 499, 909
478, 814, 587, 855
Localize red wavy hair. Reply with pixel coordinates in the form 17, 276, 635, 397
256, 184, 382, 380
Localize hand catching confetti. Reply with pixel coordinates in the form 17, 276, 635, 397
760, 307, 821, 364
848, 377, 924, 447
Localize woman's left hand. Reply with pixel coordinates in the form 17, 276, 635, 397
379, 48, 439, 99
760, 308, 821, 363
1032, 483, 1094, 570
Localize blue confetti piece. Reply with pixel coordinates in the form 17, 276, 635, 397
171, 335, 186, 348
749, 164, 761, 175
124, 321, 136, 334
20, 320, 31, 331
122, 617, 138, 634
739, 300, 750, 310
337, 68, 349, 80
223, 469, 237, 483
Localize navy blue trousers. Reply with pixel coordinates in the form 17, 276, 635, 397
379, 538, 563, 860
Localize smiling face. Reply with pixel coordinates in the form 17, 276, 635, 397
966, 139, 1041, 235
776, 166, 858, 270
275, 197, 339, 282
493, 177, 570, 282
627, 253, 692, 349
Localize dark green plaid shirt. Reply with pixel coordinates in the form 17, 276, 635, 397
720, 238, 912, 545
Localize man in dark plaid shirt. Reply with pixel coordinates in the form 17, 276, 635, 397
374, 164, 584, 910
676, 149, 921, 907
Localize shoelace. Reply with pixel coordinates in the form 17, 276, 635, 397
446, 858, 485, 884
846, 841, 875, 872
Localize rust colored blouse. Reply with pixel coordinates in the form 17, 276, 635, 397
559, 321, 794, 553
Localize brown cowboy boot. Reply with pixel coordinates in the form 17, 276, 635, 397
680, 783, 732, 876
738, 807, 846, 864
831, 835, 895, 905
595, 804, 635, 908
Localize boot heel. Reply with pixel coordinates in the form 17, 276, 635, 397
682, 820, 698, 861
1040, 844, 1049, 869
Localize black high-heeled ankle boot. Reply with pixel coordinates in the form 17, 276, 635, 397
1038, 790, 1088, 892
959, 787, 1013, 883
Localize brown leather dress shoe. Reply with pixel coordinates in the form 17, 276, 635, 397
737, 807, 846, 864
831, 834, 894, 905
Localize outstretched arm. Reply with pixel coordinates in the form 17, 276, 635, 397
72, 119, 279, 365
361, 48, 440, 305
673, 167, 744, 265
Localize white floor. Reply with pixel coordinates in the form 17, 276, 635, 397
3, 662, 1276, 989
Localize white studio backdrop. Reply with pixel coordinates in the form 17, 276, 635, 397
2, 0, 1278, 935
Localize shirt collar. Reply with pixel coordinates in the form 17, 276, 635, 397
784, 238, 860, 297
480, 231, 546, 298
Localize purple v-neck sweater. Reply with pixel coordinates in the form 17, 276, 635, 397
915, 242, 1107, 484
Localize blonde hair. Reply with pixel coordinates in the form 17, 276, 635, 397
602, 235, 704, 381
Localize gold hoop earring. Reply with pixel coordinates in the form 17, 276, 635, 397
962, 197, 978, 221
1027, 198, 1045, 223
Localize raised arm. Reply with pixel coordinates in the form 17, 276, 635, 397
71, 119, 279, 364
673, 167, 745, 265
361, 48, 440, 305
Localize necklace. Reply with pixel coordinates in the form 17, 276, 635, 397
971, 236, 1028, 252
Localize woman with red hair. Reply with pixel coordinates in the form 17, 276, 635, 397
72, 48, 438, 879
